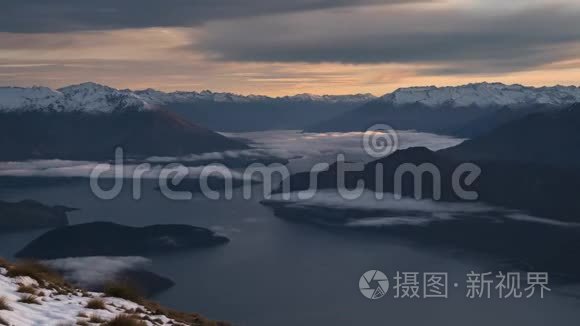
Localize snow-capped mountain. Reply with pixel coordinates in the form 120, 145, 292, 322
0, 82, 252, 161
0, 82, 153, 113
135, 89, 375, 104
134, 88, 272, 104
58, 82, 151, 113
381, 82, 580, 108
281, 93, 376, 103
0, 86, 66, 111
307, 82, 580, 136
3, 81, 580, 113
0, 82, 375, 113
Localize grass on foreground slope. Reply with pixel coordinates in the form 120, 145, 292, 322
0, 257, 230, 326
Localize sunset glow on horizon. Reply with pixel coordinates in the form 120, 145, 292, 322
2, 0, 580, 95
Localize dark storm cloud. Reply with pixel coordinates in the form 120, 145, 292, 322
198, 5, 580, 73
0, 0, 426, 33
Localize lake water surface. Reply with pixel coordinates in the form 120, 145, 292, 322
1, 131, 579, 325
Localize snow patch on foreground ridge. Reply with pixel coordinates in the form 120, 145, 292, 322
0, 266, 179, 325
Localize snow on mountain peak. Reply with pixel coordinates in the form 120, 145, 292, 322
0, 83, 153, 113
136, 89, 373, 104
381, 82, 580, 108
5, 81, 579, 113
0, 86, 65, 111
0, 82, 377, 112
282, 93, 376, 103
134, 88, 270, 104
58, 82, 152, 113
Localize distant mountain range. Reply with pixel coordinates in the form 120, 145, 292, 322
0, 82, 151, 113
0, 82, 376, 132
263, 86, 580, 283
379, 82, 580, 107
273, 100, 580, 221
0, 82, 375, 113
0, 83, 250, 161
4, 82, 580, 134
270, 93, 580, 223
308, 82, 580, 136
4, 82, 579, 113
2, 81, 580, 161
136, 88, 375, 132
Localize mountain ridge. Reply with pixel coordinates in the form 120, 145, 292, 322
307, 82, 580, 136
381, 82, 580, 108
0, 82, 376, 113
441, 103, 580, 169
3, 82, 580, 114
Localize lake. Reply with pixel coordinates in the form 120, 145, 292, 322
1, 130, 579, 325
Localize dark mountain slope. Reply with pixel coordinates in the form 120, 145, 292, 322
276, 147, 580, 222
306, 101, 494, 135
0, 109, 248, 161
442, 104, 580, 169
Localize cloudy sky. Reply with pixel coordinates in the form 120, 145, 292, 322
1, 0, 580, 95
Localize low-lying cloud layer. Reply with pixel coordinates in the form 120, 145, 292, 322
43, 256, 150, 287
267, 189, 580, 228
0, 130, 462, 178
146, 148, 299, 164
269, 189, 496, 213
227, 129, 463, 161
0, 160, 246, 180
